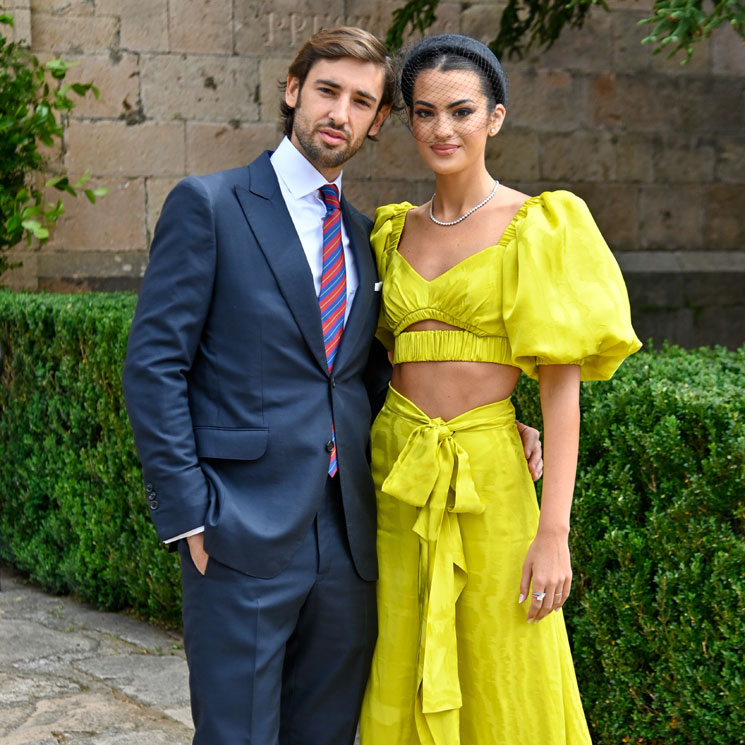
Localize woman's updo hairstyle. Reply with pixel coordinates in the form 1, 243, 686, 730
399, 34, 508, 114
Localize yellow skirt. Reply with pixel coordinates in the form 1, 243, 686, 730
359, 386, 592, 745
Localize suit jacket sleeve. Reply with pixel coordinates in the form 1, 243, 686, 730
122, 176, 216, 541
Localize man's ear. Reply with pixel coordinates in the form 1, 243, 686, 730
368, 104, 392, 138
285, 75, 300, 108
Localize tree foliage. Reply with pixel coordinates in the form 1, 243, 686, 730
0, 13, 106, 277
386, 0, 745, 63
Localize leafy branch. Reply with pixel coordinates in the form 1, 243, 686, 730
0, 13, 106, 277
385, 0, 745, 63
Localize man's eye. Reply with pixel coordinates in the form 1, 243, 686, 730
355, 99, 371, 108
318, 87, 334, 95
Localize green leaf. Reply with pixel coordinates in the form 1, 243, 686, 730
21, 219, 49, 239
73, 172, 91, 189
0, 13, 14, 27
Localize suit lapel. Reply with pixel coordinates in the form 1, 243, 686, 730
334, 199, 375, 373
234, 153, 328, 373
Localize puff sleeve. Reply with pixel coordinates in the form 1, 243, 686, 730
502, 191, 641, 381
371, 202, 414, 352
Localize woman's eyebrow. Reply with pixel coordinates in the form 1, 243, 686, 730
413, 98, 476, 108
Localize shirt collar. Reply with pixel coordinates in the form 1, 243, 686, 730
271, 137, 343, 201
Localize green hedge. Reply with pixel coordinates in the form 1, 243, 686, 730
514, 344, 745, 745
0, 290, 181, 624
1, 291, 743, 743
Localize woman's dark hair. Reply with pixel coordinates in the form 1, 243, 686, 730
279, 26, 395, 139
400, 34, 508, 112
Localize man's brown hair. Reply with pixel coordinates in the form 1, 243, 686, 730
279, 26, 395, 139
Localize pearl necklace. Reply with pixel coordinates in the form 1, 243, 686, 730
428, 181, 500, 227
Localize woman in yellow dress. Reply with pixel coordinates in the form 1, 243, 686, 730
359, 34, 641, 745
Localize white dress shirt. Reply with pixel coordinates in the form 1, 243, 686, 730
165, 138, 357, 544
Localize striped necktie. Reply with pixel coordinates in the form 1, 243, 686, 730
319, 184, 346, 477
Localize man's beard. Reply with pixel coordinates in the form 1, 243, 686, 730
292, 105, 368, 170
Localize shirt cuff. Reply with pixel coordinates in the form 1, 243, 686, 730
163, 525, 205, 544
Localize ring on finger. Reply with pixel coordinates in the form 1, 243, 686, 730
531, 591, 546, 601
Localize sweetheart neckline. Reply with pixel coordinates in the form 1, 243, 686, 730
391, 196, 536, 284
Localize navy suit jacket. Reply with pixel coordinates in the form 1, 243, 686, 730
122, 151, 389, 581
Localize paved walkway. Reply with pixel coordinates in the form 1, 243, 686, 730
0, 565, 363, 745
1, 564, 193, 745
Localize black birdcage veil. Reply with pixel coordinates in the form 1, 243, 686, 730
396, 34, 508, 144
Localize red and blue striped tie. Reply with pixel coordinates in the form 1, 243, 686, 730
319, 184, 346, 477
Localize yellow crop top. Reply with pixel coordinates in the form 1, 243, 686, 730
372, 190, 642, 381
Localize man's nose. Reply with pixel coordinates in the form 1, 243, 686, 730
328, 95, 351, 126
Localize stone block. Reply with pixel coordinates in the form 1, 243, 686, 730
611, 11, 652, 73
343, 179, 432, 219
65, 121, 186, 176
677, 77, 745, 134
186, 122, 280, 174
505, 69, 581, 131
45, 177, 146, 252
141, 55, 260, 122
426, 2, 461, 36
146, 177, 184, 242
30, 13, 118, 54
96, 0, 169, 52
589, 73, 683, 131
38, 250, 148, 280
459, 3, 504, 45
169, 0, 233, 54
2, 8, 31, 44
338, 0, 400, 40
638, 185, 703, 250
235, 0, 345, 57
572, 183, 638, 251
485, 129, 540, 182
64, 53, 140, 120
651, 134, 715, 183
604, 0, 655, 10
652, 41, 710, 76
614, 133, 654, 182
705, 185, 745, 250
540, 131, 616, 182
259, 57, 293, 124
715, 136, 745, 183
534, 8, 612, 73
369, 126, 433, 182
0, 250, 38, 291
29, 0, 94, 14
711, 23, 745, 76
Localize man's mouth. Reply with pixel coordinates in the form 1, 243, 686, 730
318, 128, 348, 146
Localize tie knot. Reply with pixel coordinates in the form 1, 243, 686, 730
319, 184, 340, 216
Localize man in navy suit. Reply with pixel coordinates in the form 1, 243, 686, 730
123, 26, 541, 745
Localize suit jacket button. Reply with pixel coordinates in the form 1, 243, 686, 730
147, 492, 157, 501
145, 483, 154, 492
149, 500, 159, 510
325, 440, 334, 453
330, 377, 336, 388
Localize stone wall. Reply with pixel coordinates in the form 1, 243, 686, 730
2, 0, 744, 347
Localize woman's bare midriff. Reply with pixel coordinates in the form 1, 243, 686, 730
390, 320, 522, 421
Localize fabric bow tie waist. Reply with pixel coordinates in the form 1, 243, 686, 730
380, 392, 515, 743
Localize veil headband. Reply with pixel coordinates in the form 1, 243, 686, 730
400, 34, 508, 111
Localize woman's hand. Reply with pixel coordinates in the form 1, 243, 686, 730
516, 421, 543, 481
519, 530, 572, 622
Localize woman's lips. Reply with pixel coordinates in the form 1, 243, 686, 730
319, 128, 347, 146
431, 144, 458, 155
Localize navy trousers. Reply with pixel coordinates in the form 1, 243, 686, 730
179, 477, 377, 745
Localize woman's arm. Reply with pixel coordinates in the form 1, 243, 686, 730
519, 364, 581, 622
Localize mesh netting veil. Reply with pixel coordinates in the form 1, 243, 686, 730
395, 34, 508, 144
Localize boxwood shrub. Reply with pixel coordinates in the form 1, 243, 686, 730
1, 290, 743, 742
0, 290, 181, 624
